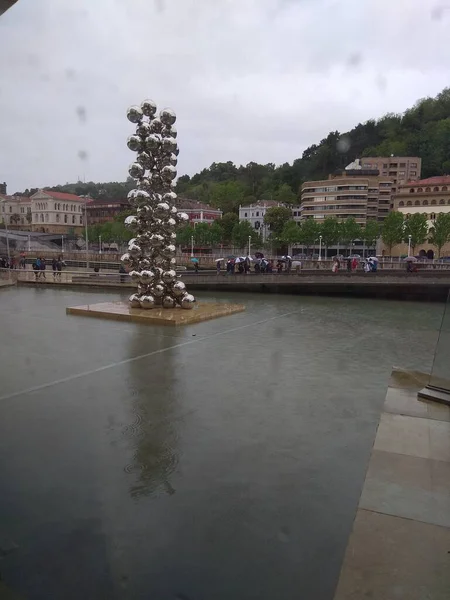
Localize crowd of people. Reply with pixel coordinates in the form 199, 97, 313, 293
32, 256, 65, 279
332, 257, 378, 273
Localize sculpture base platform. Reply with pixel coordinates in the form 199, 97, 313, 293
66, 301, 245, 326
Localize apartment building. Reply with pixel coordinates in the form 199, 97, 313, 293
357, 157, 421, 195
30, 190, 87, 234
394, 176, 450, 228
300, 169, 393, 225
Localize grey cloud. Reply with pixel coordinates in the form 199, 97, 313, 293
0, 0, 449, 192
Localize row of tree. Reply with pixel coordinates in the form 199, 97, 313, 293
381, 212, 450, 257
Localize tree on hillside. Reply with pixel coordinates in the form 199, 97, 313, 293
176, 224, 194, 247
319, 217, 340, 253
363, 219, 380, 251
404, 213, 428, 254
274, 184, 297, 205
381, 212, 404, 256
208, 220, 224, 246
264, 206, 292, 236
428, 213, 450, 257
192, 222, 211, 246
339, 217, 362, 253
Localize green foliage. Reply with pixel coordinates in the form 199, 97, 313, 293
363, 219, 380, 247
220, 213, 239, 243
280, 220, 302, 244
299, 218, 320, 248
274, 183, 297, 205
381, 212, 405, 254
319, 217, 340, 248
404, 213, 428, 252
339, 218, 362, 247
87, 221, 133, 244
264, 206, 293, 236
231, 220, 260, 248
428, 213, 450, 257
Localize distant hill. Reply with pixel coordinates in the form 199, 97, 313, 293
15, 88, 450, 214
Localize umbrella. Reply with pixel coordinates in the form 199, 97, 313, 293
368, 256, 379, 262
190, 257, 199, 263
215, 258, 224, 262
227, 255, 236, 259
255, 252, 264, 259
246, 256, 254, 261
404, 256, 418, 262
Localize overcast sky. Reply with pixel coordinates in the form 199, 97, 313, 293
1, 0, 449, 193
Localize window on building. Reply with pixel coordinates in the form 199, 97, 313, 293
399, 171, 405, 176
80, 216, 83, 224
410, 171, 416, 176
409, 188, 414, 193
415, 200, 420, 206
56, 214, 60, 223
40, 213, 44, 222
244, 212, 247, 217
45, 214, 48, 222
425, 187, 431, 192
410, 163, 417, 168
399, 201, 405, 207
442, 186, 448, 191
400, 163, 406, 168
9, 206, 12, 212
64, 214, 68, 223
433, 187, 439, 192
418, 188, 423, 192
383, 163, 388, 168
431, 199, 437, 205
256, 212, 259, 217
423, 200, 428, 206
72, 215, 75, 224
406, 201, 411, 206
431, 213, 436, 220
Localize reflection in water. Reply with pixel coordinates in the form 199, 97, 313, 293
120, 335, 180, 499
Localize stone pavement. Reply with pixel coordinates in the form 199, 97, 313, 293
334, 368, 450, 600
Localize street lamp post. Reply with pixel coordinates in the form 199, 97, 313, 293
84, 202, 89, 269
190, 235, 194, 258
408, 234, 412, 257
248, 235, 251, 257
99, 235, 102, 255
61, 235, 64, 254
318, 235, 322, 261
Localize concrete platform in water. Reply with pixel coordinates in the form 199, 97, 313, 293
66, 300, 245, 326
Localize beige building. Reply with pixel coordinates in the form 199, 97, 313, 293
394, 176, 450, 228
30, 190, 86, 234
359, 156, 421, 196
0, 193, 32, 228
300, 170, 393, 225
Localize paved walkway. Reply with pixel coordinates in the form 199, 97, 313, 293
334, 368, 450, 600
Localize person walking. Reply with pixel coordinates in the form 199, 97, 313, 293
216, 261, 221, 275
56, 257, 63, 279
40, 257, 46, 279
52, 258, 57, 279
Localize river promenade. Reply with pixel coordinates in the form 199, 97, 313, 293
9, 268, 450, 302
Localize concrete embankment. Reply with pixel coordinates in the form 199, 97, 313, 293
15, 270, 450, 302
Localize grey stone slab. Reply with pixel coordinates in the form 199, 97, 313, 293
360, 449, 450, 528
384, 386, 428, 418
334, 509, 450, 600
389, 368, 430, 391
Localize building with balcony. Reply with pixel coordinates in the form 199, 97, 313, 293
30, 190, 87, 234
239, 200, 279, 241
86, 198, 129, 224
348, 157, 422, 198
300, 170, 393, 226
394, 176, 450, 228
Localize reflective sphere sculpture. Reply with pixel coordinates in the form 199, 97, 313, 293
123, 98, 195, 309
127, 106, 143, 123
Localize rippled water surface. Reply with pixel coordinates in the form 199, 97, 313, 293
0, 287, 444, 599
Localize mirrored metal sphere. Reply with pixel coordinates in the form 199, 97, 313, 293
172, 280, 186, 297
129, 244, 142, 258
127, 105, 143, 123
129, 162, 144, 179
150, 119, 163, 134
129, 270, 140, 282
127, 134, 142, 152
137, 121, 151, 138
140, 295, 155, 309
162, 269, 177, 284
140, 269, 154, 284
160, 108, 176, 126
163, 191, 177, 203
145, 134, 160, 152
161, 138, 177, 154
121, 252, 133, 267
180, 293, 195, 309
137, 152, 152, 169
155, 202, 170, 218
162, 165, 177, 181
137, 178, 151, 190
124, 215, 138, 229
141, 99, 157, 117
169, 154, 177, 166
129, 293, 141, 308
152, 283, 165, 297
177, 212, 189, 222
162, 296, 176, 309
139, 258, 151, 269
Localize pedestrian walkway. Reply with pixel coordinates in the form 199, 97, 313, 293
334, 368, 450, 600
